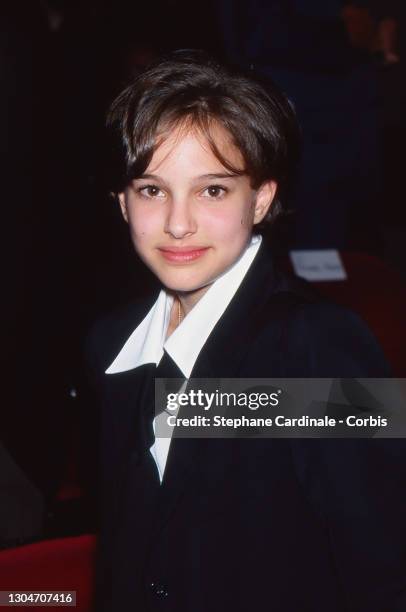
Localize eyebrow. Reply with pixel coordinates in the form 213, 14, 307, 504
135, 172, 239, 182
194, 173, 240, 180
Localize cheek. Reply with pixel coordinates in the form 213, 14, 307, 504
127, 208, 161, 241
202, 202, 254, 237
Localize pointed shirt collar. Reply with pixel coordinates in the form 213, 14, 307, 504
105, 235, 262, 378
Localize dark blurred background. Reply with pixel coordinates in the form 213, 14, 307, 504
1, 0, 405, 548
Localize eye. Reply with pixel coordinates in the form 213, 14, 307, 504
201, 185, 228, 199
138, 185, 165, 199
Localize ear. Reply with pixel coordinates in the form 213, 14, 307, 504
118, 192, 128, 223
253, 181, 277, 225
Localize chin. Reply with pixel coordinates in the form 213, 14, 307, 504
157, 272, 212, 294
162, 280, 209, 294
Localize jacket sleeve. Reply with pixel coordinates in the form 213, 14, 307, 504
79, 319, 115, 612
287, 302, 406, 610
291, 437, 406, 611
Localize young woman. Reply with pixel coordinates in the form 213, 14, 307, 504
86, 50, 405, 612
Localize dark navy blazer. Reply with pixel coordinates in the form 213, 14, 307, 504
85, 243, 406, 612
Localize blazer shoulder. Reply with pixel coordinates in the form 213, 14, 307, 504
281, 299, 391, 376
252, 290, 391, 377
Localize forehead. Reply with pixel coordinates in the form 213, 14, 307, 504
145, 120, 245, 176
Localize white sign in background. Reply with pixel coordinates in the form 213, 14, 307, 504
289, 249, 347, 282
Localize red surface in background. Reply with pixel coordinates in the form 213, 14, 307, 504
0, 535, 96, 611
304, 252, 406, 376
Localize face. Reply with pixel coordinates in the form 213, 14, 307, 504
119, 123, 276, 303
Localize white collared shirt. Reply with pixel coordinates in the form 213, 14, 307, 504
105, 235, 262, 480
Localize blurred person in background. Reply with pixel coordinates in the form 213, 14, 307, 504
216, 0, 403, 252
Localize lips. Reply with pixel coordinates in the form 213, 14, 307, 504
158, 247, 209, 263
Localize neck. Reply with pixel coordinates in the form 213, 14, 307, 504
177, 284, 212, 317
165, 284, 212, 339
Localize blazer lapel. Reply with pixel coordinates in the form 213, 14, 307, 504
155, 436, 204, 528
191, 242, 279, 378
103, 363, 158, 493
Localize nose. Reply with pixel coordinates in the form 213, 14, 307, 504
164, 196, 197, 239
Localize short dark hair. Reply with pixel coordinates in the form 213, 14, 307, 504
106, 49, 301, 222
